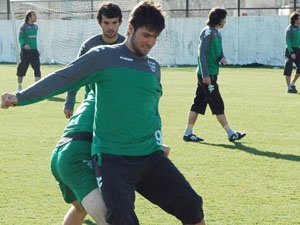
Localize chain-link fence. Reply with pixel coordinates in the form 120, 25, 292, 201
1, 0, 300, 20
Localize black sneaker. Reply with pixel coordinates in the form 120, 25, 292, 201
288, 85, 298, 93
228, 132, 246, 142
183, 134, 204, 142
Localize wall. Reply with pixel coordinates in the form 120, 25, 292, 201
0, 15, 289, 66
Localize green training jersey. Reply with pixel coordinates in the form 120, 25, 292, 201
16, 43, 164, 157
64, 33, 126, 111
285, 24, 300, 55
18, 22, 38, 49
63, 91, 95, 136
78, 33, 125, 56
196, 26, 224, 78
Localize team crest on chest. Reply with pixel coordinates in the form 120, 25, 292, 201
148, 60, 156, 72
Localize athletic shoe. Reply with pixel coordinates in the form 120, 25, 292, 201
288, 85, 298, 93
183, 134, 204, 142
228, 131, 246, 142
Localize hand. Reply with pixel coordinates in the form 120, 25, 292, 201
291, 53, 296, 60
219, 58, 227, 65
24, 44, 31, 50
203, 77, 211, 85
1, 93, 18, 109
162, 144, 170, 157
64, 109, 73, 119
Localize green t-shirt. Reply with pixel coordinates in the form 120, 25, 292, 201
285, 24, 300, 55
18, 22, 38, 49
16, 43, 164, 157
64, 33, 126, 111
196, 26, 224, 78
63, 91, 95, 136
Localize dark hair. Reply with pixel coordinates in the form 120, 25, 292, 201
206, 7, 227, 26
290, 11, 300, 25
25, 10, 35, 23
97, 2, 122, 23
128, 0, 165, 33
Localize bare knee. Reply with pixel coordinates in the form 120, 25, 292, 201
63, 201, 87, 225
81, 188, 109, 225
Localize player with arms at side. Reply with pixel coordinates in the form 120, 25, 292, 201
1, 1, 205, 224
283, 11, 300, 94
183, 7, 246, 143
16, 10, 41, 91
64, 2, 125, 118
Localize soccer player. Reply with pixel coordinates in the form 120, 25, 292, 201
1, 1, 206, 225
182, 7, 246, 143
53, 90, 170, 225
283, 11, 300, 94
64, 2, 125, 118
55, 3, 125, 224
52, 91, 108, 225
16, 10, 41, 91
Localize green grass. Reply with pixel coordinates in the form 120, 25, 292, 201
0, 64, 299, 225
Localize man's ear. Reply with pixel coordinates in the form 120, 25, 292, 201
128, 24, 134, 35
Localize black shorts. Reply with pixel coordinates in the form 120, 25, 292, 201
191, 75, 224, 115
97, 151, 204, 225
17, 49, 41, 77
283, 47, 300, 76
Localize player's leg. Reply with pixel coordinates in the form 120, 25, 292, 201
206, 79, 245, 142
291, 73, 300, 86
63, 201, 87, 225
16, 49, 30, 90
97, 153, 140, 225
81, 188, 109, 225
289, 50, 300, 93
51, 147, 85, 224
136, 151, 205, 225
51, 141, 101, 224
30, 49, 41, 82
283, 54, 295, 93
183, 78, 206, 142
17, 76, 23, 91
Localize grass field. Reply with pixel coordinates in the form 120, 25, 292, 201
0, 64, 299, 225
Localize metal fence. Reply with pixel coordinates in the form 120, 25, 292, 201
1, 0, 300, 19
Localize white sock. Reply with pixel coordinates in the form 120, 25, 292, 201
226, 128, 235, 137
184, 128, 193, 136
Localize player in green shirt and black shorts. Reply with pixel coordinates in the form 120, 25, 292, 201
2, 2, 206, 225
283, 11, 300, 93
17, 10, 41, 91
183, 7, 246, 143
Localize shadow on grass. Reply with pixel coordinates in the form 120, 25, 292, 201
47, 96, 81, 103
47, 96, 66, 102
202, 142, 300, 162
84, 219, 96, 225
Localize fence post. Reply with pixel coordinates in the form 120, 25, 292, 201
186, 0, 189, 18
